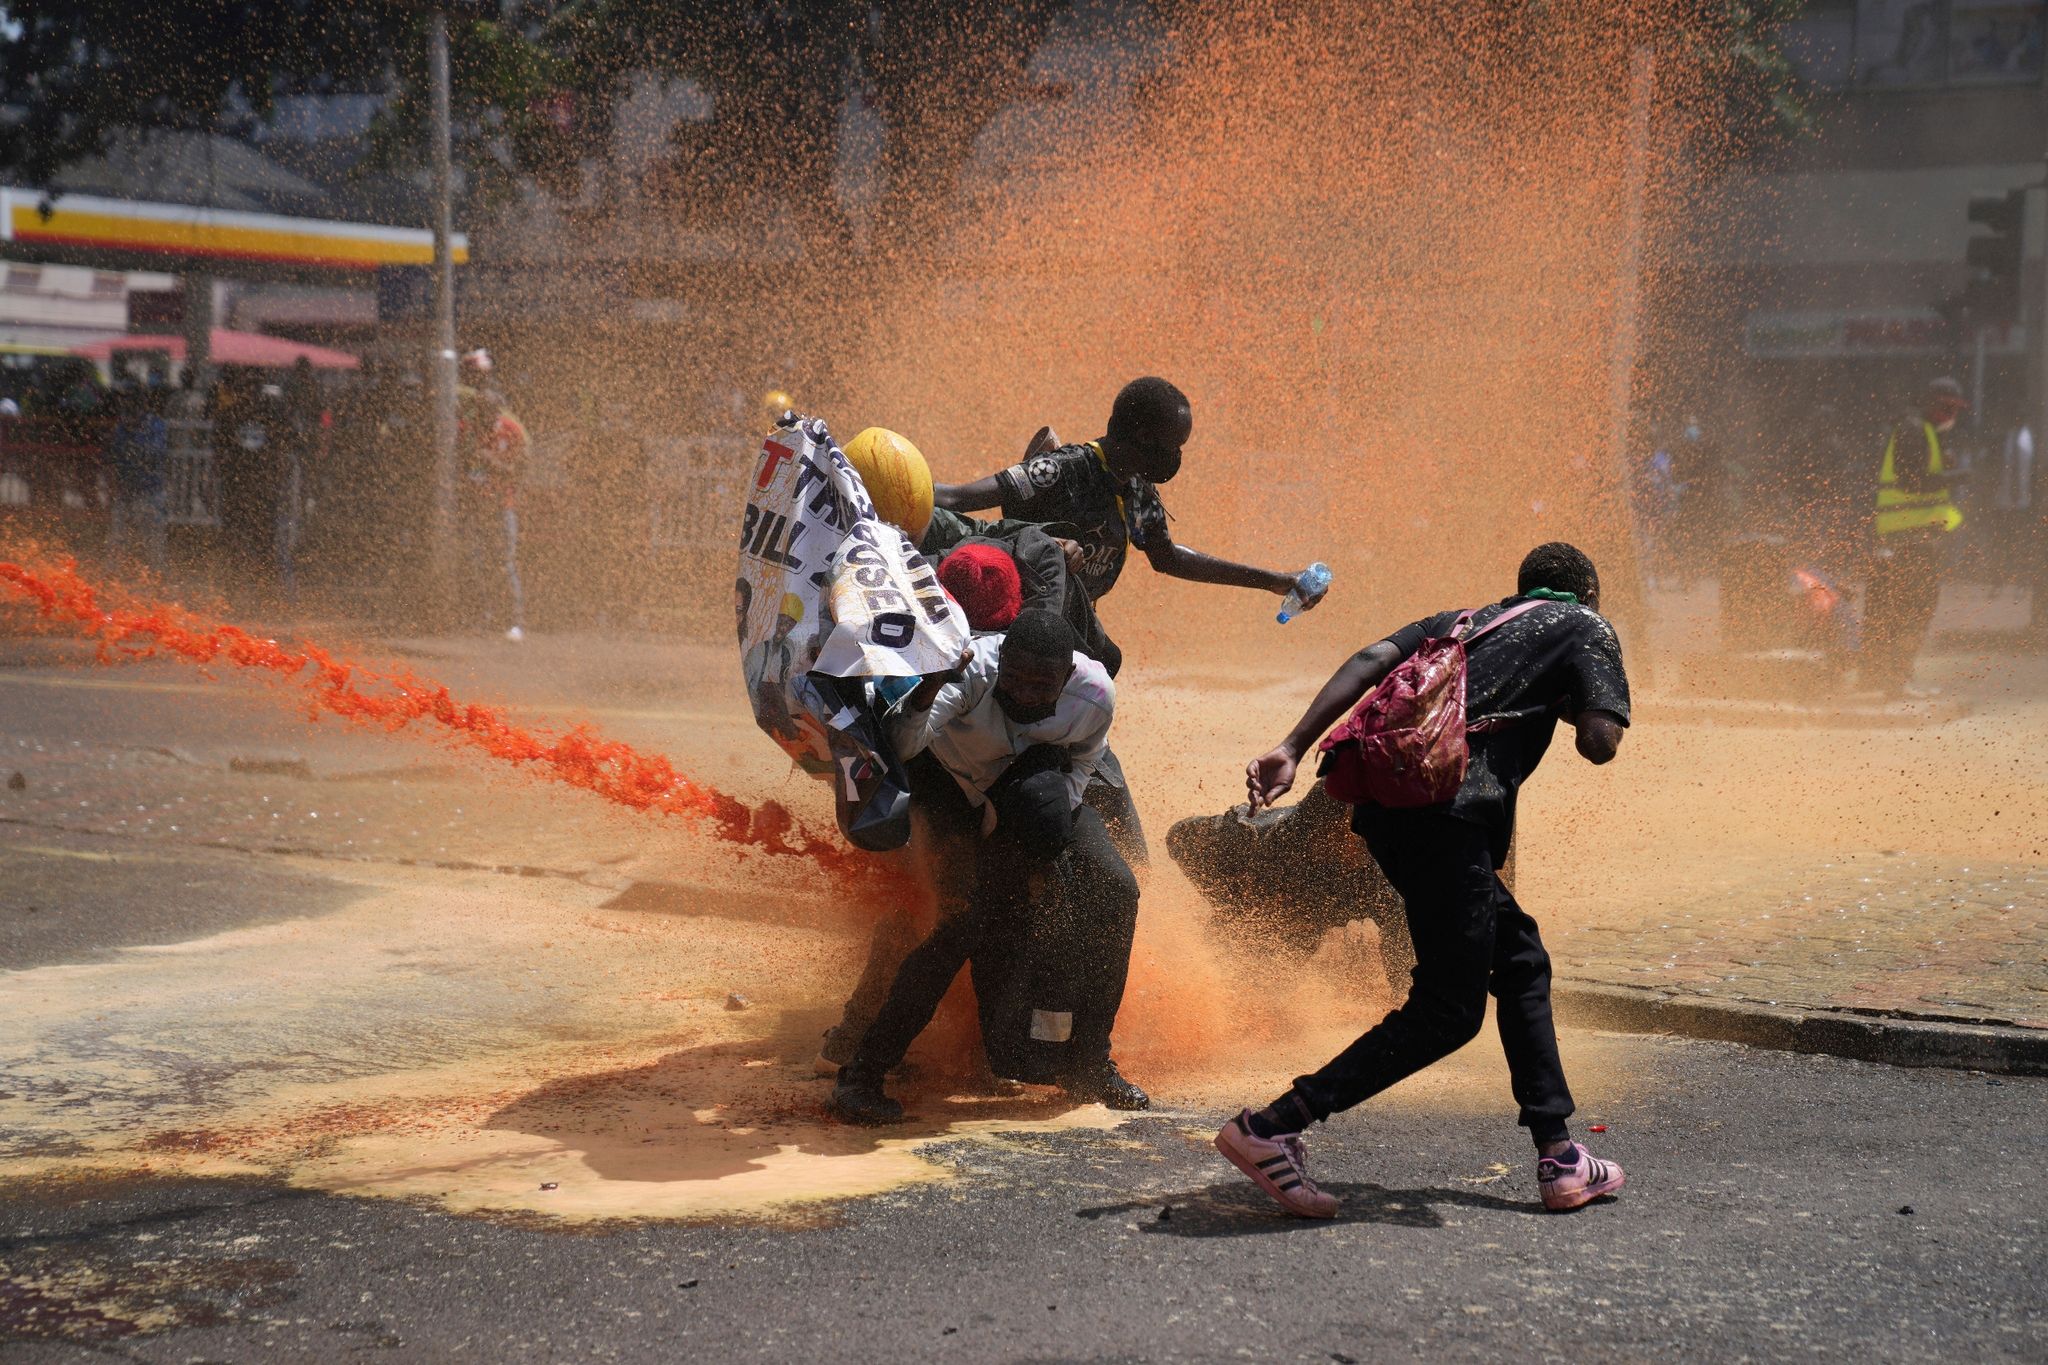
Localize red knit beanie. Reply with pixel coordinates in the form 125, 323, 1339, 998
938, 542, 1023, 630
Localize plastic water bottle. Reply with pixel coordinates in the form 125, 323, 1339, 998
1276, 562, 1331, 624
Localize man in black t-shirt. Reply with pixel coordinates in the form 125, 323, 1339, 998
932, 377, 1325, 609
1212, 543, 1633, 1220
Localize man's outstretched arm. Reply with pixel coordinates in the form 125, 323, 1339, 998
933, 427, 1062, 513
1145, 537, 1298, 596
1244, 641, 1402, 809
1143, 531, 1327, 608
933, 475, 1005, 513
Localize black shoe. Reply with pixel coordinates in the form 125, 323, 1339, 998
1062, 1058, 1149, 1111
830, 1068, 905, 1125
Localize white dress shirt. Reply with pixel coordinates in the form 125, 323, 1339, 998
892, 635, 1114, 811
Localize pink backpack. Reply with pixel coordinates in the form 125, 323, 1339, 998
1317, 601, 1549, 808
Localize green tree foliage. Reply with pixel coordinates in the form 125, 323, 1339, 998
0, 0, 1805, 233
0, 0, 1070, 252
0, 1, 407, 188
1666, 0, 1817, 151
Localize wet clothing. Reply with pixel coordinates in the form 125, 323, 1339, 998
1081, 770, 1146, 868
920, 506, 1045, 559
1289, 807, 1572, 1144
994, 441, 1168, 602
891, 635, 1113, 814
1369, 597, 1631, 852
828, 750, 986, 1054
922, 508, 1122, 677
917, 511, 1137, 858
1273, 597, 1631, 1144
845, 745, 1139, 1083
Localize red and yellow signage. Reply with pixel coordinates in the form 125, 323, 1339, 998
1, 189, 468, 271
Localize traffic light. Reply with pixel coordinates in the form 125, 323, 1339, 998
1962, 190, 2025, 324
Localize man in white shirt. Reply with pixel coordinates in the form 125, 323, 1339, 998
831, 610, 1147, 1123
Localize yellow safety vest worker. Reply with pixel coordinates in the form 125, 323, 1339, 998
1875, 421, 1963, 537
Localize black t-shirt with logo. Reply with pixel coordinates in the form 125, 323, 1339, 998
994, 441, 1168, 603
1359, 597, 1631, 841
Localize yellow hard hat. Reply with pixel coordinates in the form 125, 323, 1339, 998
842, 426, 934, 542
779, 592, 804, 621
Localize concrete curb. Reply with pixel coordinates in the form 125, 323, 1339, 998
1553, 983, 2048, 1078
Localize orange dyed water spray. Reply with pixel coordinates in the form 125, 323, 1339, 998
0, 553, 864, 877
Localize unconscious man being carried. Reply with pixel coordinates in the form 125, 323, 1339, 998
829, 608, 1148, 1124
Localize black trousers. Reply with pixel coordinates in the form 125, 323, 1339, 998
830, 752, 984, 1051
848, 747, 1140, 1079
1288, 807, 1574, 1144
1083, 745, 1148, 868
1863, 537, 1942, 691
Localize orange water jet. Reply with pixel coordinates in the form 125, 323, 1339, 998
0, 550, 873, 881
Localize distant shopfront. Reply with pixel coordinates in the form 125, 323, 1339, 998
1741, 306, 2032, 437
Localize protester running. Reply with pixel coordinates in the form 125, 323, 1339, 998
1216, 542, 1631, 1217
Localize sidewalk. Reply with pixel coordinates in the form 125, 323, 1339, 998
1550, 853, 2047, 1074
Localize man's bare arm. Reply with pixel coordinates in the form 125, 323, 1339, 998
1244, 641, 1402, 808
933, 476, 1005, 513
1575, 709, 1627, 764
932, 427, 1060, 514
1142, 529, 1328, 605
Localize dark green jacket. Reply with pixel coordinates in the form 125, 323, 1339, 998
920, 508, 1122, 677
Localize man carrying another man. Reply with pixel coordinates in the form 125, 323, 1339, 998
830, 608, 1147, 1123
816, 428, 1130, 1074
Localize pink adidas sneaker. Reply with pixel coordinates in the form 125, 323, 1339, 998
1215, 1110, 1339, 1219
1538, 1142, 1625, 1211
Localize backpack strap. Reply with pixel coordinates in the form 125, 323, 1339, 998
1459, 599, 1567, 734
1456, 597, 1554, 644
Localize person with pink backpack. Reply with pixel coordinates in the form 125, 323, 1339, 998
1214, 542, 1632, 1217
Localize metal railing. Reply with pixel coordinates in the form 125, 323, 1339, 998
164, 419, 219, 527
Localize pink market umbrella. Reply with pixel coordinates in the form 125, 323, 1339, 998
74, 329, 359, 370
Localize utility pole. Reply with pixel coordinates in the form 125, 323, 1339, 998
1605, 45, 1656, 682
2039, 171, 2048, 483
427, 6, 461, 626
181, 272, 214, 390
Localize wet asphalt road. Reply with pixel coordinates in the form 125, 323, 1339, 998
4, 1005, 2043, 1363
3, 647, 2045, 1362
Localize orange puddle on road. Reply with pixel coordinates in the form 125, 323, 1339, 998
2, 831, 1613, 1227
0, 853, 1154, 1226
0, 812, 1441, 1227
